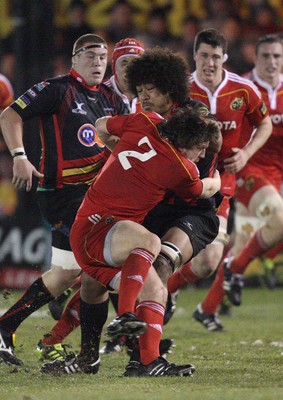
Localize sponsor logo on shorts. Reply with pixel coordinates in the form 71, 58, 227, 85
183, 221, 193, 230
88, 214, 102, 224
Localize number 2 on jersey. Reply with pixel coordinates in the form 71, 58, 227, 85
118, 136, 157, 170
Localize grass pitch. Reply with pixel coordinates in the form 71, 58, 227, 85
0, 286, 282, 400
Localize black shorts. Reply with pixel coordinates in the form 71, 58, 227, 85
143, 203, 219, 260
37, 185, 89, 251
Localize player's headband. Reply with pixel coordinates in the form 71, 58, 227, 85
72, 44, 107, 57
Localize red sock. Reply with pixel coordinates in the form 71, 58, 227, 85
136, 301, 165, 365
118, 248, 154, 316
201, 264, 225, 314
167, 261, 199, 293
263, 242, 283, 259
42, 290, 81, 345
230, 230, 269, 274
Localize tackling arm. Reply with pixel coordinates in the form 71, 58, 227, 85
199, 169, 221, 198
95, 116, 120, 151
207, 121, 222, 153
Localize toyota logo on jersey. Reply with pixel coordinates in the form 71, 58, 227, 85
77, 124, 104, 148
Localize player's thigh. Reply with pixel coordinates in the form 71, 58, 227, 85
233, 201, 263, 255
192, 216, 227, 273
109, 220, 161, 264
42, 257, 81, 296
248, 185, 283, 218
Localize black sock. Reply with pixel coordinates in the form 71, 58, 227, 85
0, 277, 54, 333
109, 292, 119, 313
80, 297, 109, 355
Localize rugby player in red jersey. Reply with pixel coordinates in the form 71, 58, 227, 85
192, 34, 283, 329
166, 29, 272, 331
41, 104, 220, 376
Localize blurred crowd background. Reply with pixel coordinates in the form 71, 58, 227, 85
0, 0, 283, 289
1, 0, 283, 91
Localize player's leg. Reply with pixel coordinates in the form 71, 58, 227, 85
36, 289, 81, 361
41, 274, 109, 375
124, 267, 195, 377
225, 185, 283, 303
0, 243, 81, 366
105, 220, 161, 337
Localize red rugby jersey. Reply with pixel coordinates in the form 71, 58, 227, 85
190, 69, 269, 172
238, 69, 283, 189
77, 112, 203, 223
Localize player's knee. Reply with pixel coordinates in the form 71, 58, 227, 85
143, 232, 161, 257
154, 255, 172, 286
196, 263, 215, 278
50, 265, 80, 287
81, 273, 108, 303
201, 253, 220, 275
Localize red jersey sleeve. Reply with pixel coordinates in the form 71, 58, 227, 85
168, 156, 203, 200
245, 85, 269, 127
106, 112, 163, 138
106, 114, 132, 138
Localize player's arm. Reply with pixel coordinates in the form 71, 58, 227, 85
0, 107, 43, 191
187, 99, 222, 153
242, 115, 272, 157
207, 120, 222, 153
224, 115, 272, 174
199, 169, 221, 198
95, 116, 120, 151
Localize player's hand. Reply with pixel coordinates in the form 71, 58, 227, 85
223, 147, 249, 173
12, 159, 44, 192
212, 169, 221, 191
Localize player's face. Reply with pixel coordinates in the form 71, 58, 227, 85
136, 84, 174, 117
256, 42, 283, 86
73, 43, 108, 86
194, 43, 225, 89
115, 56, 136, 93
179, 141, 209, 163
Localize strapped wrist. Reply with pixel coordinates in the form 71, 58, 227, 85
11, 147, 26, 158
13, 154, 28, 160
